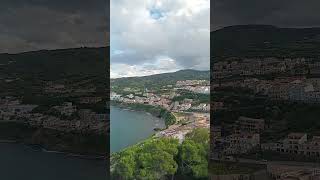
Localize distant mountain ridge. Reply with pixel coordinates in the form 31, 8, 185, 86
111, 69, 210, 89
212, 25, 320, 60
0, 47, 109, 81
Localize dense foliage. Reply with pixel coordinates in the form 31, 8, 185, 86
160, 109, 176, 127
0, 47, 109, 81
212, 25, 320, 60
111, 128, 209, 180
111, 69, 209, 91
172, 90, 210, 104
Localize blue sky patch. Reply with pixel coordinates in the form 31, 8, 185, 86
149, 8, 164, 20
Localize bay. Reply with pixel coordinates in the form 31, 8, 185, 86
110, 105, 165, 153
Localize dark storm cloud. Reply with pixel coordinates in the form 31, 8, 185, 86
0, 0, 109, 53
212, 0, 320, 30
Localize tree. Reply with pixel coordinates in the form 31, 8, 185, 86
179, 128, 209, 178
185, 128, 209, 145
114, 150, 136, 180
112, 138, 179, 180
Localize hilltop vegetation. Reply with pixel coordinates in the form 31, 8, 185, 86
0, 47, 109, 98
111, 69, 210, 91
0, 47, 109, 81
111, 128, 209, 180
212, 25, 320, 60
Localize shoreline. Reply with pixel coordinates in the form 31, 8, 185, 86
0, 139, 106, 160
110, 103, 169, 154
111, 101, 176, 127
110, 102, 175, 155
112, 105, 159, 120
111, 103, 168, 131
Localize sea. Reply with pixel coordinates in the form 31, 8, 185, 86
0, 143, 108, 180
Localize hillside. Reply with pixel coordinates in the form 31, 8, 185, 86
0, 47, 109, 81
212, 25, 320, 60
111, 69, 210, 90
0, 47, 110, 155
0, 47, 109, 98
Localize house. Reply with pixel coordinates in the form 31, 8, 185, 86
235, 116, 265, 133
224, 132, 260, 155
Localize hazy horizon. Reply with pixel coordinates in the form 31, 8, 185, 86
110, 68, 209, 79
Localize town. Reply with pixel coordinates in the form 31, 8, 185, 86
0, 47, 109, 155
0, 96, 108, 134
111, 79, 210, 142
211, 56, 320, 179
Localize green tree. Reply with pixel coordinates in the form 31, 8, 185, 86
114, 151, 136, 179
112, 138, 179, 180
179, 128, 209, 178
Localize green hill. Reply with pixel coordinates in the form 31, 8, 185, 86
0, 47, 109, 81
0, 47, 109, 97
212, 25, 320, 60
111, 69, 210, 90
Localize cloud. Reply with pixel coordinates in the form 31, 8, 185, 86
0, 0, 109, 53
111, 0, 210, 78
212, 0, 320, 30
111, 56, 182, 78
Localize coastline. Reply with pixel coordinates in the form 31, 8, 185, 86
110, 102, 170, 154
0, 122, 108, 160
0, 140, 107, 160
111, 101, 176, 128
111, 101, 159, 115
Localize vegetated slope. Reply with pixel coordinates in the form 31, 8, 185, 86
0, 47, 109, 97
212, 25, 320, 60
111, 69, 210, 89
0, 47, 109, 81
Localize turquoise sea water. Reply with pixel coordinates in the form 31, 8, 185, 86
110, 106, 165, 152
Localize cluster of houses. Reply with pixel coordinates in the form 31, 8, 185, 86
212, 57, 320, 79
0, 97, 37, 120
175, 80, 210, 94
156, 113, 210, 141
212, 116, 264, 156
213, 115, 320, 160
215, 76, 320, 103
111, 80, 211, 141
44, 81, 97, 94
176, 80, 209, 87
267, 164, 320, 180
111, 91, 210, 113
262, 133, 320, 158
0, 96, 108, 134
45, 82, 68, 93
178, 85, 210, 94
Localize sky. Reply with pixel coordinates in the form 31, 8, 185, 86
110, 0, 210, 78
0, 0, 109, 54
212, 0, 320, 31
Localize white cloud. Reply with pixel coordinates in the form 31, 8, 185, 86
111, 0, 210, 78
111, 57, 182, 78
